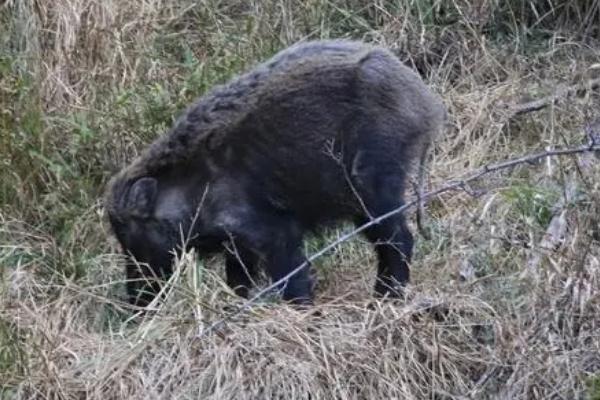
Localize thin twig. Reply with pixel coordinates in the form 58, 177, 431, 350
509, 77, 600, 118
324, 139, 373, 220
525, 172, 578, 274
198, 142, 600, 337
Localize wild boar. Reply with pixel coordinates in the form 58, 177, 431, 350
105, 39, 446, 307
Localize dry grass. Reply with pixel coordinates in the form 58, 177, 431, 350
2, 0, 600, 399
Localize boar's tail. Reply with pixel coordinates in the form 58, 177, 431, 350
416, 108, 447, 240
415, 139, 432, 240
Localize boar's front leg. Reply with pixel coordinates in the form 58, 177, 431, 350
263, 237, 313, 305
224, 245, 258, 298
126, 259, 171, 308
234, 214, 313, 305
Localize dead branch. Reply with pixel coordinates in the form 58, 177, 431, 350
525, 182, 574, 275
509, 77, 600, 118
198, 142, 600, 337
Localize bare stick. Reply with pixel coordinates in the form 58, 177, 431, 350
198, 142, 600, 337
324, 139, 373, 220
509, 77, 600, 117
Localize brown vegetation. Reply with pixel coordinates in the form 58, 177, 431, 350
1, 1, 600, 398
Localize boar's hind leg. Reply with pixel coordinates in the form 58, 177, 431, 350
353, 169, 413, 298
225, 246, 258, 298
357, 210, 413, 298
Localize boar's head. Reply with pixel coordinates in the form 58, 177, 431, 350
106, 173, 218, 307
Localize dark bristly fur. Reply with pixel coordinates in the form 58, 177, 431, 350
104, 39, 446, 307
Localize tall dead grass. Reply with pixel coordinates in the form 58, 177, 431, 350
2, 0, 600, 399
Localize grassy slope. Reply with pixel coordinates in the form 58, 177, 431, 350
1, 0, 600, 398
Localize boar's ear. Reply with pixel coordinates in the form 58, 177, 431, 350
126, 177, 158, 218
